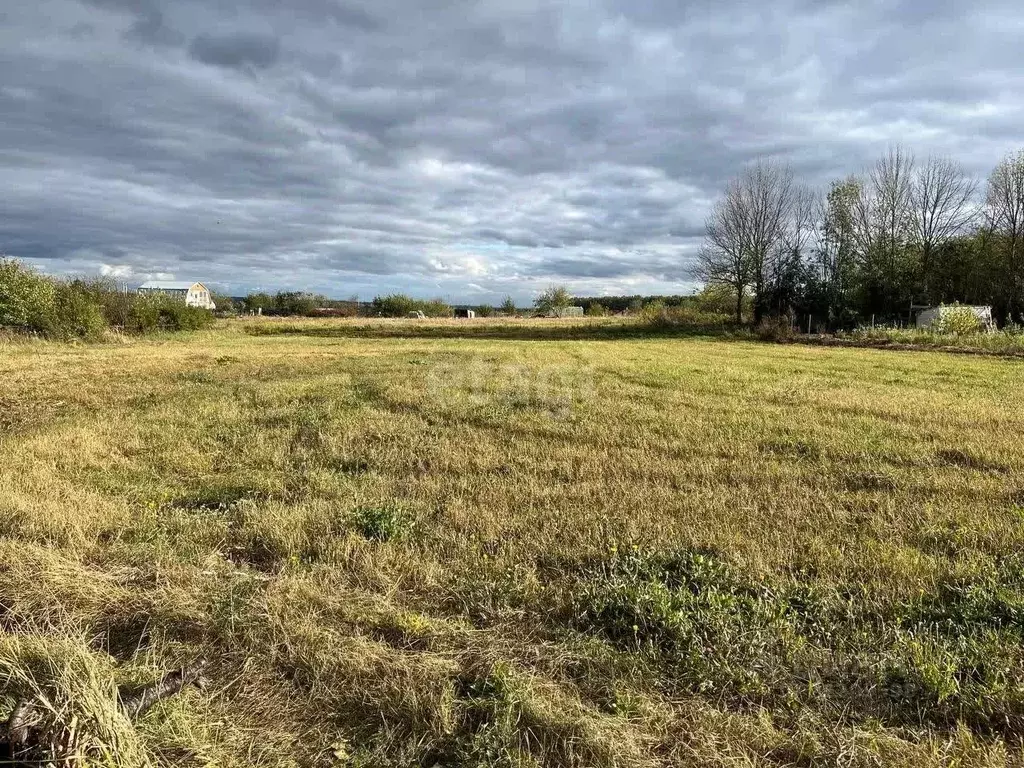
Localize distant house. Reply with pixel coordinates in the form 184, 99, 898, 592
916, 305, 993, 331
138, 281, 216, 310
454, 308, 476, 319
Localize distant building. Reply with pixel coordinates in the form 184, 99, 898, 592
916, 305, 993, 330
454, 308, 476, 318
138, 281, 216, 310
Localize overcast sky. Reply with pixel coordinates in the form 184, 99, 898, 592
2, 1, 1022, 302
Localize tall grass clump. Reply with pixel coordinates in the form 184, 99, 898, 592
755, 315, 796, 342
638, 300, 734, 331
0, 634, 153, 767
844, 324, 1024, 354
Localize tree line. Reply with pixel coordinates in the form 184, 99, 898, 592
233, 291, 360, 316
233, 292, 523, 318
695, 147, 1024, 329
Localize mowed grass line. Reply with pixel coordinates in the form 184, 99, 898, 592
1, 320, 1023, 766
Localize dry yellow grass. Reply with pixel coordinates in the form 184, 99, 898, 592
1, 318, 1023, 766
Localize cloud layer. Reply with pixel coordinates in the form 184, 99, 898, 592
2, 0, 1022, 301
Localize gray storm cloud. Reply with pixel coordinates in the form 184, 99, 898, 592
1, 0, 1022, 302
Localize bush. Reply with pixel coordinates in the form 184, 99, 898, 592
0, 258, 214, 339
372, 294, 415, 317
0, 260, 104, 341
76, 279, 135, 329
694, 284, 748, 318
585, 302, 608, 317
0, 258, 56, 332
421, 298, 453, 318
534, 285, 572, 315
242, 292, 275, 315
274, 291, 320, 317
933, 305, 983, 336
755, 316, 795, 342
211, 292, 237, 315
371, 294, 453, 318
117, 293, 212, 333
843, 325, 1024, 354
313, 298, 359, 317
48, 282, 107, 340
160, 300, 215, 331
125, 293, 162, 333
638, 301, 733, 330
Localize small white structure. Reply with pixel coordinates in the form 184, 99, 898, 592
408, 310, 426, 319
916, 305, 993, 331
138, 281, 216, 310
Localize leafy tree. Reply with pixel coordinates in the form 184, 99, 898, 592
210, 292, 237, 314
0, 258, 55, 330
274, 291, 320, 316
51, 281, 106, 339
0, 259, 107, 340
809, 177, 861, 329
694, 284, 743, 317
534, 285, 572, 315
475, 304, 495, 317
499, 296, 517, 315
243, 292, 274, 314
371, 294, 417, 317
421, 298, 453, 317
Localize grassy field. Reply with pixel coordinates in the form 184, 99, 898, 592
1, 317, 1023, 767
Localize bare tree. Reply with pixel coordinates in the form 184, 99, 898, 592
694, 160, 796, 324
849, 175, 875, 259
767, 185, 817, 316
987, 149, 1024, 322
849, 146, 916, 317
913, 155, 978, 298
695, 177, 749, 323
743, 161, 796, 324
780, 185, 817, 262
873, 146, 916, 270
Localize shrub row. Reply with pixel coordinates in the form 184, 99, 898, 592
370, 294, 453, 318
0, 259, 214, 341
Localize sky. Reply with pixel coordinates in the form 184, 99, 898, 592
2, 0, 1023, 303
